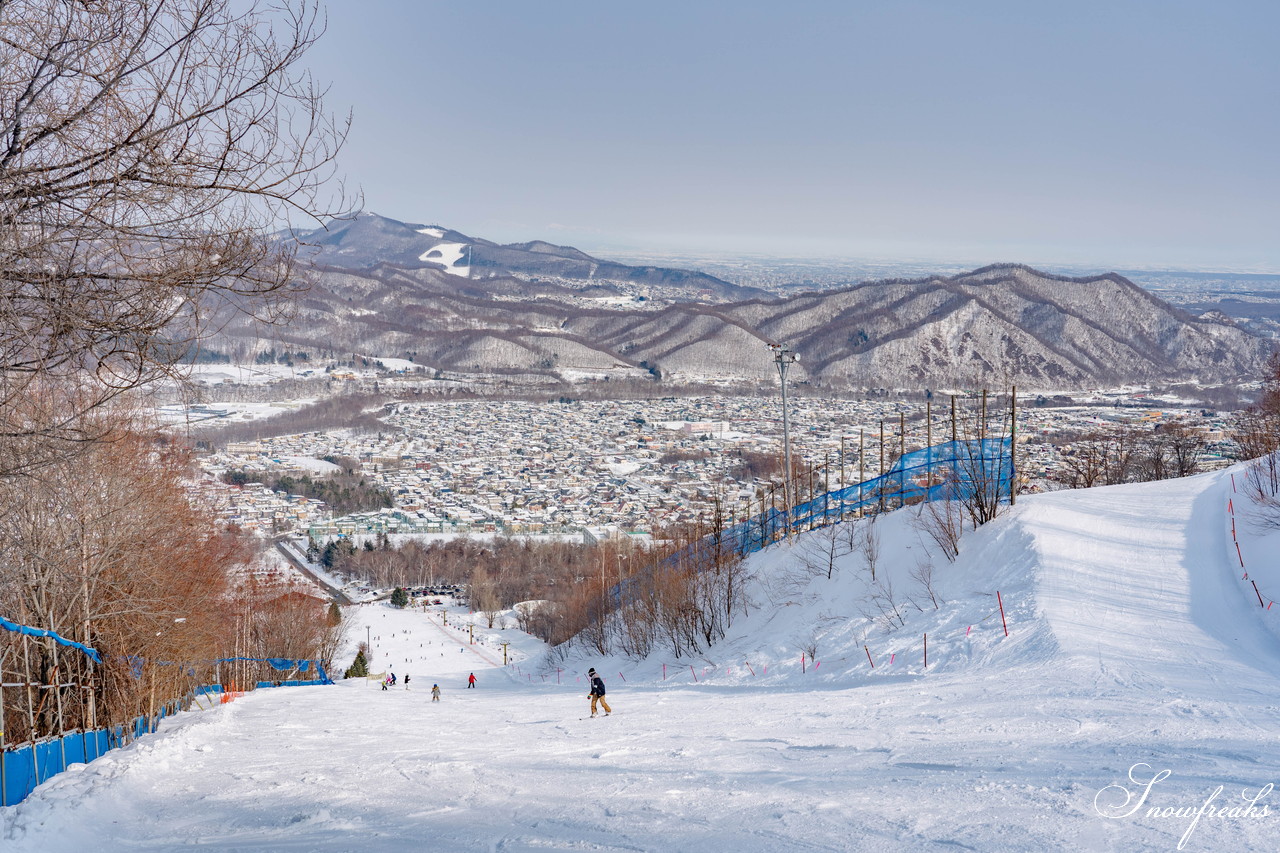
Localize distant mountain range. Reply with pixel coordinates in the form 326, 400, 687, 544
292, 212, 765, 302
203, 214, 1273, 391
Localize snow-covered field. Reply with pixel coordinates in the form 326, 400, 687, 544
4, 464, 1280, 851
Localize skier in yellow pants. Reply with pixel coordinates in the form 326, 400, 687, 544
587, 668, 611, 717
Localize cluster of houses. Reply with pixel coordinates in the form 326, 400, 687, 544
196, 391, 1242, 541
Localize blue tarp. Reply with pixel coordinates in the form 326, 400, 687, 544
0, 616, 102, 663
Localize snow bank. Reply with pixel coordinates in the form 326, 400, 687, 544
6, 466, 1280, 851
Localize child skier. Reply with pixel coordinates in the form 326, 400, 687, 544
587, 668, 611, 717
431, 684, 440, 702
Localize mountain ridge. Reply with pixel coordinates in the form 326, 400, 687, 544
215, 221, 1277, 391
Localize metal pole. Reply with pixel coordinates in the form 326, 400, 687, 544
771, 343, 798, 538
951, 395, 958, 443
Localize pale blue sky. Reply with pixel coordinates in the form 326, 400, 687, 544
307, 1, 1279, 270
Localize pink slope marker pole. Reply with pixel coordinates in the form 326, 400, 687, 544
966, 625, 972, 637
618, 672, 626, 682
802, 654, 806, 674
865, 645, 875, 669
998, 591, 1009, 637
1253, 580, 1266, 608
663, 663, 666, 681
746, 662, 755, 676
890, 653, 895, 665
690, 665, 698, 683
924, 633, 927, 669
1232, 472, 1237, 492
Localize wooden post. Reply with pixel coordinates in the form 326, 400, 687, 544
51, 638, 67, 770
899, 412, 906, 508
824, 453, 830, 522
981, 388, 988, 442
926, 397, 934, 498
22, 636, 38, 785
840, 435, 846, 496
878, 420, 885, 513
1010, 385, 1018, 506
0, 674, 6, 806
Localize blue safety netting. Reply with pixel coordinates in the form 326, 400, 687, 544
213, 657, 331, 684
0, 616, 101, 663
638, 438, 1014, 583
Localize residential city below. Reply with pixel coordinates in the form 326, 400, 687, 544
191, 387, 1240, 543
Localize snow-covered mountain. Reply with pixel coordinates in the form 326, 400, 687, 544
293, 212, 764, 301
214, 234, 1273, 390
6, 464, 1280, 850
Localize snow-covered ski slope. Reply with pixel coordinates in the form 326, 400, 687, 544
5, 465, 1280, 852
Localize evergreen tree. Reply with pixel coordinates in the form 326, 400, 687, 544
344, 648, 369, 679
390, 587, 409, 608
306, 537, 320, 563
327, 601, 342, 626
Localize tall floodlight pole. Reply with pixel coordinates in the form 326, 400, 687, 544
770, 343, 798, 538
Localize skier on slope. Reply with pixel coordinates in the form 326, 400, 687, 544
431, 684, 441, 702
587, 668, 611, 717
467, 672, 476, 688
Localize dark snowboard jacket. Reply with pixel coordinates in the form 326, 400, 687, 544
589, 675, 606, 696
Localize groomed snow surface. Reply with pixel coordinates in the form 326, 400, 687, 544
5, 465, 1280, 851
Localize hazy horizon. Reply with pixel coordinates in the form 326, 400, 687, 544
308, 1, 1280, 273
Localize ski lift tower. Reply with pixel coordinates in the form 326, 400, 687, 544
770, 342, 799, 537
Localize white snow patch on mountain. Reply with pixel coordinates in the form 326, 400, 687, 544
417, 242, 469, 277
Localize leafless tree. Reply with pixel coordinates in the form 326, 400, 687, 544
0, 0, 351, 451
855, 516, 881, 582
909, 559, 941, 610
912, 496, 963, 562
